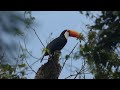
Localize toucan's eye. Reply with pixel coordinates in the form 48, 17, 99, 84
67, 30, 70, 33
67, 30, 71, 36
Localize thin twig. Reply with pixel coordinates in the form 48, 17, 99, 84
65, 72, 90, 79
24, 39, 40, 60
16, 39, 45, 75
25, 58, 37, 74
61, 42, 79, 73
30, 26, 45, 48
65, 74, 76, 79
73, 60, 89, 79
16, 58, 40, 75
23, 38, 48, 62
14, 56, 19, 73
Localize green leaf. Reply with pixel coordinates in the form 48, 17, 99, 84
20, 53, 26, 59
77, 33, 85, 41
65, 55, 70, 60
20, 71, 25, 76
18, 63, 26, 68
88, 31, 96, 40
42, 48, 50, 54
14, 28, 24, 36
73, 52, 80, 60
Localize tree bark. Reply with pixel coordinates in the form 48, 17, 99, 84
35, 51, 61, 79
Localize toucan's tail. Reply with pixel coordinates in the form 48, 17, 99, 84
40, 54, 45, 63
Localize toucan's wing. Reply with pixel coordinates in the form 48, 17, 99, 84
46, 37, 67, 54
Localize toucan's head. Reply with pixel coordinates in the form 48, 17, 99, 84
60, 29, 80, 39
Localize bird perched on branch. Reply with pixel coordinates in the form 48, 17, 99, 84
40, 29, 80, 62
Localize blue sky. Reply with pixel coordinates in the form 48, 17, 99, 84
24, 11, 97, 79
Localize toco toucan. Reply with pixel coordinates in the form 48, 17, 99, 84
40, 29, 80, 62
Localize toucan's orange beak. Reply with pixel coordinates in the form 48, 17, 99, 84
68, 30, 80, 38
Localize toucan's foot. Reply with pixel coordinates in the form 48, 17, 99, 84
48, 50, 61, 62
53, 50, 61, 56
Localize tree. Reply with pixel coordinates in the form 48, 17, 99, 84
35, 51, 61, 79
77, 11, 120, 79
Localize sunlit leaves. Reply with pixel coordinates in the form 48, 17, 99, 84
0, 64, 14, 74
42, 48, 50, 55
18, 63, 26, 68
20, 53, 26, 59
0, 63, 26, 79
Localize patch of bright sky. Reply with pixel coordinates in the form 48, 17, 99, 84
24, 11, 100, 79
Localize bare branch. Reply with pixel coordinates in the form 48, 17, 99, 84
25, 58, 37, 74
60, 42, 79, 76
65, 74, 76, 79
73, 59, 89, 79
24, 39, 40, 60
30, 27, 45, 48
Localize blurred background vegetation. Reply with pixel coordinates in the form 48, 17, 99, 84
0, 11, 34, 79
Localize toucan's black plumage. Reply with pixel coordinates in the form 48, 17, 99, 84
40, 30, 68, 62
40, 29, 80, 62
45, 30, 67, 55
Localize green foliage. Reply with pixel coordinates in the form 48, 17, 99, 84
20, 53, 27, 59
24, 11, 35, 28
0, 45, 28, 79
0, 11, 37, 79
65, 55, 70, 60
77, 11, 120, 79
14, 28, 24, 36
88, 31, 96, 40
18, 63, 26, 68
42, 48, 50, 55
77, 33, 85, 41
0, 63, 26, 79
73, 52, 80, 60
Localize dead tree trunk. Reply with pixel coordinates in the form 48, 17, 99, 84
35, 51, 61, 79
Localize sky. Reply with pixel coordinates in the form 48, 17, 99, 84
24, 11, 97, 79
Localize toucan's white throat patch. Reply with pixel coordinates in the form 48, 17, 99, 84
64, 31, 69, 39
